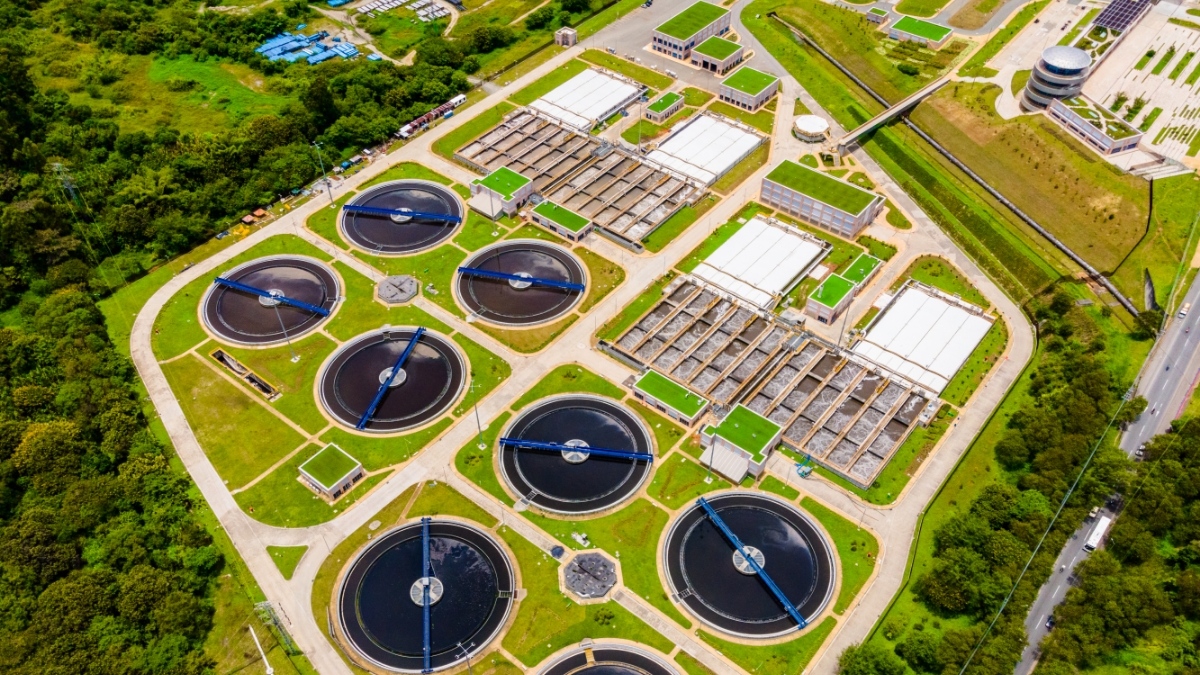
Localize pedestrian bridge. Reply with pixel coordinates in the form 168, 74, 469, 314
835, 76, 950, 154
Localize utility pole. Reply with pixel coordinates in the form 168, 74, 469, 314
313, 142, 335, 208
249, 626, 275, 675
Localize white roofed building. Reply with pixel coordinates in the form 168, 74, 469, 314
690, 216, 831, 310
645, 113, 765, 185
852, 282, 994, 393
529, 68, 645, 132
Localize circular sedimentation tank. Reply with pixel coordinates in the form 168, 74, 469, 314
539, 644, 679, 675
340, 180, 464, 255
456, 240, 586, 326
201, 255, 339, 346
500, 395, 653, 515
337, 519, 515, 672
662, 491, 835, 638
318, 327, 465, 433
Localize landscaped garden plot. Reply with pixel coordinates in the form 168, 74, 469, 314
579, 49, 674, 89
910, 83, 1148, 278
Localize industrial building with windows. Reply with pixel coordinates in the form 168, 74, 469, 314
718, 67, 780, 111
645, 113, 766, 185
887, 16, 952, 49
760, 160, 884, 237
531, 200, 593, 241
632, 369, 709, 427
299, 443, 365, 500
650, 1, 731, 60
691, 36, 745, 75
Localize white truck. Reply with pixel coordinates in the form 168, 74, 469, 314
1084, 515, 1112, 551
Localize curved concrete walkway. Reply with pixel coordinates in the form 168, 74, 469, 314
131, 10, 1034, 675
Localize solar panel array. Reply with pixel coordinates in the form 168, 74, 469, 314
1094, 0, 1151, 33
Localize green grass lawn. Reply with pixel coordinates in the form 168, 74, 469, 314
267, 546, 308, 580
642, 194, 719, 253
234, 448, 391, 528
801, 497, 878, 614
894, 255, 989, 307
629, 402, 687, 456
526, 499, 693, 628
896, 0, 952, 17
578, 49, 673, 89
452, 333, 513, 416
711, 144, 770, 195
475, 314, 580, 353
455, 411, 515, 506
510, 59, 589, 105
649, 452, 731, 509
674, 652, 716, 675
303, 191, 356, 248
621, 108, 697, 144
408, 481, 498, 526
163, 354, 305, 489
761, 474, 801, 500
707, 100, 775, 134
884, 200, 912, 230
455, 212, 512, 251
856, 235, 897, 261
577, 247, 626, 312
347, 244, 470, 319
1111, 174, 1200, 310
139, 55, 293, 130
360, 162, 454, 189
319, 419, 453, 472
698, 617, 836, 675
911, 83, 1149, 279
511, 364, 626, 410
940, 319, 1008, 407
360, 12, 426, 59
598, 273, 674, 341
150, 234, 332, 360
682, 87, 714, 106
221, 334, 338, 435
675, 203, 770, 273
498, 525, 673, 666
433, 102, 517, 161
324, 261, 452, 341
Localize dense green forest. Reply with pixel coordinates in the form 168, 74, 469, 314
1034, 414, 1200, 674
839, 291, 1143, 675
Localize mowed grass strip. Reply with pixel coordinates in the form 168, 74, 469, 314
455, 411, 515, 506
324, 261, 452, 340
511, 364, 626, 410
235, 447, 391, 527
577, 246, 626, 312
800, 497, 878, 614
498, 525, 673, 666
649, 452, 731, 509
267, 546, 308, 580
642, 194, 719, 253
163, 354, 305, 488
579, 49, 673, 89
911, 84, 1148, 274
509, 59, 589, 105
697, 617, 836, 675
407, 481, 498, 526
320, 419, 453, 472
598, 272, 675, 341
222, 333, 338, 435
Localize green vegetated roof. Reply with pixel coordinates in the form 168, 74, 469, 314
473, 166, 530, 200
765, 160, 880, 214
711, 404, 780, 460
656, 1, 729, 40
635, 370, 707, 417
809, 274, 856, 309
694, 36, 742, 60
648, 92, 683, 114
869, 7, 888, 16
722, 67, 779, 96
533, 200, 590, 232
842, 254, 882, 285
892, 15, 952, 41
300, 444, 361, 490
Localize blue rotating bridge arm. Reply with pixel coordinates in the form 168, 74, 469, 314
457, 267, 585, 292
356, 327, 426, 430
421, 516, 432, 674
342, 204, 463, 223
696, 497, 807, 629
212, 277, 331, 316
499, 437, 653, 462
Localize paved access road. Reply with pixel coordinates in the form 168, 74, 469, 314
1122, 279, 1200, 453
128, 5, 1036, 675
